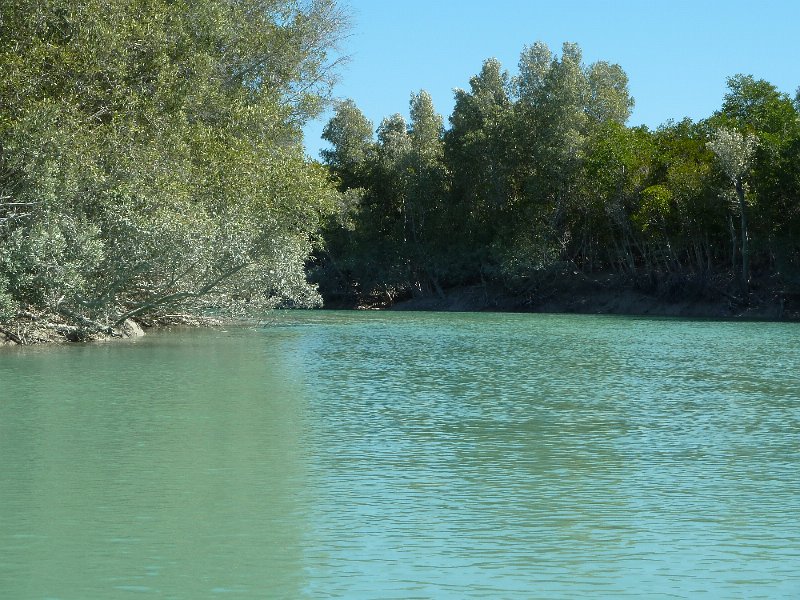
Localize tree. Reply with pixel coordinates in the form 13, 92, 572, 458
586, 61, 634, 126
446, 58, 513, 268
360, 113, 412, 291
507, 42, 633, 284
406, 90, 448, 294
650, 119, 721, 281
510, 42, 586, 272
581, 122, 654, 274
716, 75, 800, 277
321, 99, 375, 191
720, 75, 798, 137
0, 0, 348, 338
374, 112, 412, 244
708, 127, 758, 289
513, 41, 589, 204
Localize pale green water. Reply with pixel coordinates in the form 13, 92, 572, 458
1, 311, 799, 599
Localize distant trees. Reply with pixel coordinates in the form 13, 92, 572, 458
0, 0, 347, 336
316, 42, 800, 307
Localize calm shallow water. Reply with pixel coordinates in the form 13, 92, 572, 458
1, 311, 799, 598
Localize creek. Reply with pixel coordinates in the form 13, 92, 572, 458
1, 311, 799, 598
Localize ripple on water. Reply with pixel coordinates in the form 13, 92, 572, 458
1, 313, 799, 598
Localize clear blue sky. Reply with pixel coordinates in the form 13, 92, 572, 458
303, 0, 800, 158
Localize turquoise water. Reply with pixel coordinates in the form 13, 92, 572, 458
1, 311, 799, 598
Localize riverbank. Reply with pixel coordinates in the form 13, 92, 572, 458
389, 285, 791, 319
351, 271, 800, 321
3, 274, 796, 347
0, 319, 143, 346
0, 313, 224, 347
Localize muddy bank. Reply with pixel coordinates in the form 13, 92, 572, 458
0, 318, 144, 346
390, 286, 790, 319
0, 314, 224, 347
382, 273, 799, 321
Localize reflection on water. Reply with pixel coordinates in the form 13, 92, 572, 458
1, 313, 799, 598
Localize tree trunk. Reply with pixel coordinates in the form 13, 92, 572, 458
728, 213, 738, 276
736, 177, 750, 290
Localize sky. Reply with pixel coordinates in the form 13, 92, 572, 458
303, 0, 800, 158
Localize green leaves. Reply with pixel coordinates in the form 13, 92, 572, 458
0, 0, 347, 334
321, 99, 375, 191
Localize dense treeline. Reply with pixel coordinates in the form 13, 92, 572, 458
0, 0, 346, 340
312, 42, 800, 310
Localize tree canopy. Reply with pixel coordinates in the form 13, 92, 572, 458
314, 43, 800, 310
0, 0, 347, 338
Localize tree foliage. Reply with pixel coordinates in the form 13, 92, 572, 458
0, 0, 347, 336
317, 41, 800, 307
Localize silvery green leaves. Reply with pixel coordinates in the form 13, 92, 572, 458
0, 0, 347, 338
708, 128, 758, 186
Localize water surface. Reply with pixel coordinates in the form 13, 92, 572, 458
1, 312, 799, 598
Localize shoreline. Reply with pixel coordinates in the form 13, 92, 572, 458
331, 272, 800, 322
386, 286, 794, 320
0, 314, 226, 348
3, 284, 796, 348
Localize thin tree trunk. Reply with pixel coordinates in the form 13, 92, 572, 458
736, 178, 750, 290
728, 213, 738, 276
